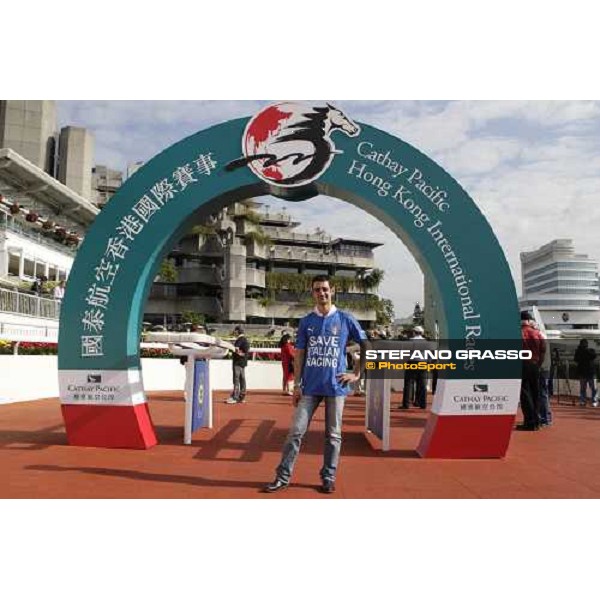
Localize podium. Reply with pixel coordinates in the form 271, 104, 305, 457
145, 333, 234, 444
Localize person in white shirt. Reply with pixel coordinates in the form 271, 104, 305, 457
53, 280, 65, 301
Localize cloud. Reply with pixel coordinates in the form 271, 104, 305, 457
55, 100, 600, 319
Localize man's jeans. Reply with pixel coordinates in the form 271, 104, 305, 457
232, 364, 246, 400
276, 395, 345, 484
579, 377, 597, 405
538, 368, 553, 425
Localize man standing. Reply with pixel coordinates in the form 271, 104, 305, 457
399, 326, 428, 409
518, 311, 546, 431
263, 275, 366, 494
53, 280, 66, 301
225, 325, 250, 404
574, 339, 597, 407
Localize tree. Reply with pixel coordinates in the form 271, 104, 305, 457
181, 311, 205, 326
358, 268, 384, 292
376, 298, 395, 325
157, 259, 178, 283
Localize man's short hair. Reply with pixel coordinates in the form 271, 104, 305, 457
311, 274, 331, 289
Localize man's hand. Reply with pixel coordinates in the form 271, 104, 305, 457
337, 372, 359, 385
292, 385, 302, 407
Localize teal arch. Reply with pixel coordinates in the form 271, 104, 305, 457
58, 115, 521, 456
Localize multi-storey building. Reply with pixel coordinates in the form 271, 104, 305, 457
0, 100, 57, 175
91, 165, 123, 207
145, 200, 383, 327
57, 126, 94, 201
0, 148, 98, 340
520, 239, 600, 330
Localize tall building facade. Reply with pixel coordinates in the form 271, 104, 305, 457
0, 100, 57, 174
520, 239, 599, 330
145, 200, 383, 327
57, 126, 94, 201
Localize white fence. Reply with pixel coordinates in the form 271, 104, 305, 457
0, 287, 61, 320
0, 356, 283, 404
0, 320, 59, 343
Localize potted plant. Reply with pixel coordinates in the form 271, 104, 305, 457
9, 203, 20, 215
25, 212, 39, 223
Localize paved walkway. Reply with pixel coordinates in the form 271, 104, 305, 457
1, 391, 599, 498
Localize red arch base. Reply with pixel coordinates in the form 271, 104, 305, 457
417, 414, 516, 459
61, 404, 157, 449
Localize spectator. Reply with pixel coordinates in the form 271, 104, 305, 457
225, 325, 250, 404
279, 333, 295, 396
574, 339, 598, 407
536, 324, 553, 427
53, 280, 66, 301
518, 311, 546, 431
399, 326, 427, 409
30, 275, 47, 296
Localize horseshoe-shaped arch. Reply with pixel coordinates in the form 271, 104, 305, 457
58, 114, 521, 458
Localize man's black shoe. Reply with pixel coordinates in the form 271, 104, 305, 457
515, 424, 536, 431
398, 405, 409, 410
319, 480, 336, 494
262, 479, 288, 493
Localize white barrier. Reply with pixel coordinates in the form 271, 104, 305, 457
0, 356, 284, 404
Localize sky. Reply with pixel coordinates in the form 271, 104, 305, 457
56, 100, 600, 318
6, 1, 600, 590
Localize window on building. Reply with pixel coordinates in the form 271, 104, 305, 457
8, 254, 20, 277
23, 258, 35, 279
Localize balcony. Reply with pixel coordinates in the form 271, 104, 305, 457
144, 296, 221, 317
0, 287, 61, 320
246, 267, 266, 288
176, 265, 219, 285
245, 299, 375, 322
265, 245, 374, 268
245, 239, 268, 260
261, 227, 333, 245
0, 212, 78, 257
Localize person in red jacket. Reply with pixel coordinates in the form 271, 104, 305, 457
279, 333, 296, 396
518, 310, 546, 431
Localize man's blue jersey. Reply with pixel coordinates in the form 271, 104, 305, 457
296, 306, 367, 397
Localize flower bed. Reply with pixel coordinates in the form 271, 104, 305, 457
0, 340, 281, 360
0, 341, 58, 355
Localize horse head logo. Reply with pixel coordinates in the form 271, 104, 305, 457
225, 102, 361, 187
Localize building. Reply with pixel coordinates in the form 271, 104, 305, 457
0, 100, 57, 175
1, 100, 98, 341
520, 239, 600, 330
126, 161, 144, 180
57, 126, 94, 201
0, 148, 99, 340
92, 165, 123, 207
145, 200, 384, 327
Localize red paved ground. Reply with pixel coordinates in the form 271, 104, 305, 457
1, 391, 599, 498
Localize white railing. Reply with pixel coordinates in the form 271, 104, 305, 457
0, 320, 59, 344
0, 287, 62, 320
0, 212, 78, 256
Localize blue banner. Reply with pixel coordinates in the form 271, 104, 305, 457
191, 359, 210, 432
366, 378, 390, 451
